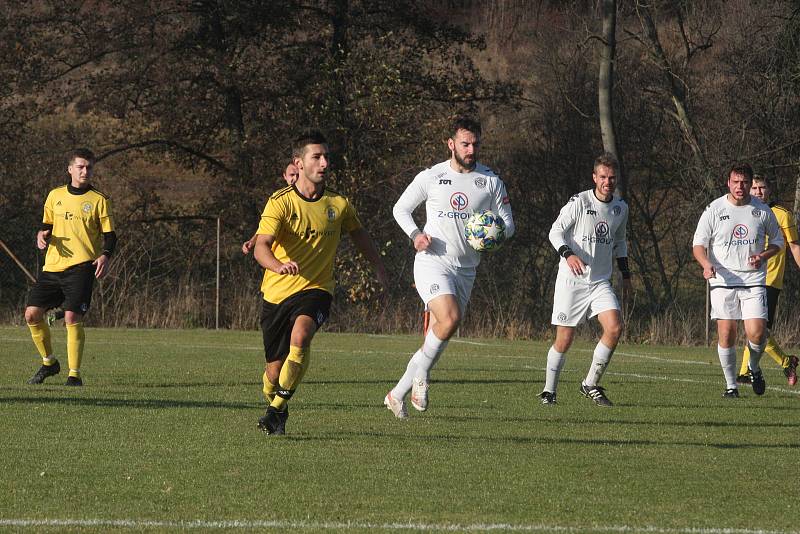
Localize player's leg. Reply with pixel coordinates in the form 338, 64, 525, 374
762, 287, 796, 385
25, 272, 63, 384
711, 287, 742, 397
61, 263, 96, 386
741, 287, 769, 395
578, 281, 620, 406
542, 274, 589, 404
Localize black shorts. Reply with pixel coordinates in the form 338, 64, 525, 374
26, 261, 96, 314
260, 289, 332, 363
766, 285, 780, 330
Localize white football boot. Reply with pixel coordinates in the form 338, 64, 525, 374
384, 392, 408, 419
410, 377, 429, 411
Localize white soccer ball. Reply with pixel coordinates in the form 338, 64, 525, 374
464, 210, 506, 252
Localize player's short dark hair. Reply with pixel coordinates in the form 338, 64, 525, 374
752, 173, 769, 186
728, 162, 754, 181
69, 148, 95, 164
593, 152, 618, 171
450, 116, 481, 139
292, 131, 328, 158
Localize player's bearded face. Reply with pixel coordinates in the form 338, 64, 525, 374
449, 129, 479, 172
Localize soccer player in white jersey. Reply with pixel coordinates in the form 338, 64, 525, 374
384, 116, 515, 418
540, 153, 630, 407
692, 163, 783, 398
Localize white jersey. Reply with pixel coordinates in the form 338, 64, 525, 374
549, 189, 628, 283
692, 195, 783, 288
393, 160, 515, 268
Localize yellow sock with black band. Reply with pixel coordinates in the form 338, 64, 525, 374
66, 323, 85, 377
27, 321, 54, 361
262, 371, 277, 403
270, 345, 309, 411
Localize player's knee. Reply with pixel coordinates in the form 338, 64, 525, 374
606, 322, 623, 341
24, 307, 43, 324
438, 313, 461, 337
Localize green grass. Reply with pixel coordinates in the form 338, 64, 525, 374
1, 326, 798, 533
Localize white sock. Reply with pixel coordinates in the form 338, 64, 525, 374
747, 340, 766, 374
413, 330, 449, 381
718, 345, 737, 390
391, 352, 419, 400
584, 341, 614, 387
544, 346, 565, 393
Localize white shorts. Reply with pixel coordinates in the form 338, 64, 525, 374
551, 274, 619, 327
710, 286, 767, 320
413, 253, 476, 313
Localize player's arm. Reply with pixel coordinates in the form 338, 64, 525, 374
37, 192, 55, 250
549, 198, 585, 275
750, 212, 784, 268
692, 208, 716, 279
393, 173, 431, 251
242, 233, 257, 255
492, 180, 515, 239
348, 227, 389, 291
780, 213, 800, 269
93, 231, 117, 279
254, 234, 298, 275
614, 206, 632, 292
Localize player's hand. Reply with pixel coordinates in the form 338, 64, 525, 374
93, 254, 109, 279
748, 254, 763, 269
413, 233, 432, 252
702, 264, 716, 279
37, 230, 51, 250
241, 238, 256, 255
276, 261, 299, 275
566, 255, 586, 276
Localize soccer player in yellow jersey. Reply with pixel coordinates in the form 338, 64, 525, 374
241, 163, 299, 255
737, 175, 800, 386
25, 148, 116, 386
253, 131, 388, 435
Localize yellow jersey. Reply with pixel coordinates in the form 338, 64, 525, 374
257, 185, 362, 304
766, 203, 799, 289
42, 184, 114, 272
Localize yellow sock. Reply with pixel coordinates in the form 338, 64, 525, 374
270, 345, 309, 411
739, 345, 750, 376
262, 371, 276, 403
66, 323, 85, 377
764, 337, 789, 368
27, 321, 53, 361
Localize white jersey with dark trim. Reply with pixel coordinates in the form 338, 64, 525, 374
393, 160, 515, 268
549, 189, 628, 284
692, 195, 783, 288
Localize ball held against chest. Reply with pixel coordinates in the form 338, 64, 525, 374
464, 210, 506, 252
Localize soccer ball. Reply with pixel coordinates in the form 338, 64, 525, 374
464, 210, 506, 252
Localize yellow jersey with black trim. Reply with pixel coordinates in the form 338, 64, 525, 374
42, 185, 114, 272
257, 185, 363, 304
766, 203, 799, 289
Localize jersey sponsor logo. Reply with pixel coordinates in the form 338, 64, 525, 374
438, 179, 452, 185
326, 207, 337, 221
732, 224, 748, 239
437, 210, 470, 220
450, 192, 468, 211
751, 208, 761, 217
595, 221, 610, 237
612, 205, 621, 216
719, 215, 730, 221
81, 202, 92, 213
295, 226, 337, 240
586, 209, 597, 215
582, 221, 613, 244
474, 176, 486, 189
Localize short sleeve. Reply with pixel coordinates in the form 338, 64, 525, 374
257, 196, 285, 236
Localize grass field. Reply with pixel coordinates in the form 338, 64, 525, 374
1, 326, 799, 533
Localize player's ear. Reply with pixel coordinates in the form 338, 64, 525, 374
447, 137, 455, 152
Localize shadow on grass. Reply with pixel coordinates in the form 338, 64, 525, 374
284, 431, 800, 449
0, 396, 260, 410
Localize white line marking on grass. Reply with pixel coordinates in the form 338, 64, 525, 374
1, 519, 797, 533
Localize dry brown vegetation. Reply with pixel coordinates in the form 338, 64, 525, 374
1, 1, 799, 345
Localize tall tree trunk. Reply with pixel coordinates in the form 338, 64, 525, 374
794, 161, 800, 217
598, 0, 625, 197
